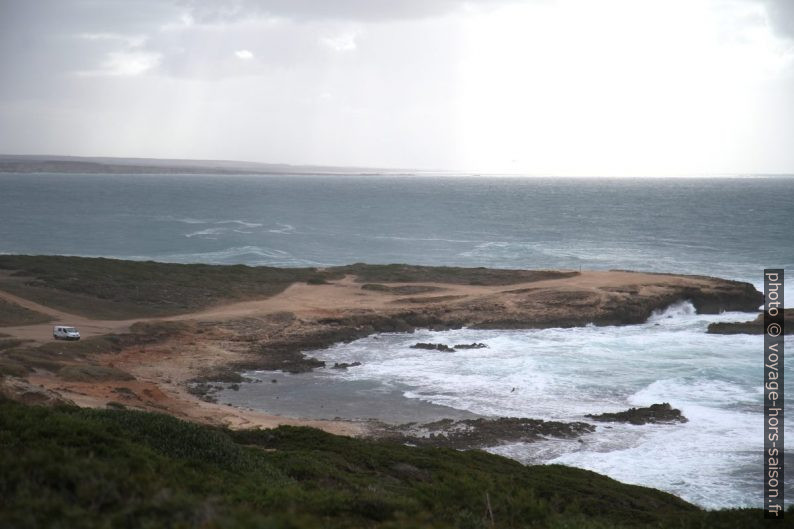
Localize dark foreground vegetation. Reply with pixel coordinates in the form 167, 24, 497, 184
0, 255, 574, 319
0, 399, 782, 529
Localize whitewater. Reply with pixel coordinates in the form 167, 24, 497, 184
294, 302, 792, 509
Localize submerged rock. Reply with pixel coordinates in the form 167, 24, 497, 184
454, 343, 488, 349
585, 403, 687, 425
331, 361, 362, 370
411, 343, 455, 352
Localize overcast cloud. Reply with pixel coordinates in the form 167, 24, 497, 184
0, 0, 792, 175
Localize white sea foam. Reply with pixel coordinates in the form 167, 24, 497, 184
371, 235, 478, 244
216, 220, 264, 228
648, 300, 697, 321
268, 223, 296, 234
184, 227, 227, 238
308, 310, 791, 508
156, 215, 209, 224
156, 246, 322, 267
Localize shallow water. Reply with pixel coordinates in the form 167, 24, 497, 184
219, 371, 480, 424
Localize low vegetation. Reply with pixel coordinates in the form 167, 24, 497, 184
0, 338, 27, 351
56, 365, 135, 382
0, 357, 28, 377
334, 263, 577, 286
0, 256, 575, 320
0, 325, 187, 381
0, 399, 779, 528
0, 255, 321, 319
0, 297, 51, 326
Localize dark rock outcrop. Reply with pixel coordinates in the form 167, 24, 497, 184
215, 273, 764, 376
236, 311, 464, 374
454, 343, 488, 349
708, 309, 793, 335
377, 417, 595, 449
331, 362, 362, 370
586, 403, 687, 425
411, 343, 455, 352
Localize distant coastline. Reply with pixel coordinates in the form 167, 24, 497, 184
3, 154, 792, 178
0, 154, 405, 176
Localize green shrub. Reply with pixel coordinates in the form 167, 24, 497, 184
0, 399, 774, 529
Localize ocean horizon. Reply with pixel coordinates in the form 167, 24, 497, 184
1, 173, 791, 296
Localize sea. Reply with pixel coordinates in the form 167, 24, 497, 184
1, 172, 792, 508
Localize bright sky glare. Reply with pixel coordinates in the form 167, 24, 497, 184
0, 0, 792, 175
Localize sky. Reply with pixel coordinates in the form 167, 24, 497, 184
0, 0, 793, 176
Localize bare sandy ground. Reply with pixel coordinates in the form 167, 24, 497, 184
0, 270, 709, 341
0, 270, 756, 434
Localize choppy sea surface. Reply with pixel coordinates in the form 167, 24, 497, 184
1, 173, 792, 507
0, 174, 791, 294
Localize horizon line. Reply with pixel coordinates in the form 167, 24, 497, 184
1, 152, 793, 178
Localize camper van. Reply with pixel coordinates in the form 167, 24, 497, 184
53, 325, 80, 341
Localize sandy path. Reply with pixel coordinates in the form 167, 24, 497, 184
0, 289, 140, 341
0, 270, 699, 343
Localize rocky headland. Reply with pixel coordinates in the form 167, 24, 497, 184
0, 256, 763, 436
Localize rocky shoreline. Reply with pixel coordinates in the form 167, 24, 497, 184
586, 403, 688, 425
209, 273, 762, 376
373, 417, 596, 449
186, 271, 759, 449
0, 260, 765, 441
707, 308, 793, 334
371, 403, 688, 449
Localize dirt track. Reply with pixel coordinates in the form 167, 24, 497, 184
0, 270, 762, 435
0, 270, 711, 342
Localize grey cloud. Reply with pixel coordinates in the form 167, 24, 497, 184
181, 0, 519, 23
150, 20, 330, 78
0, 0, 480, 86
0, 0, 180, 91
764, 0, 794, 38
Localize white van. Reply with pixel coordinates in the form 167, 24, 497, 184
53, 325, 80, 341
